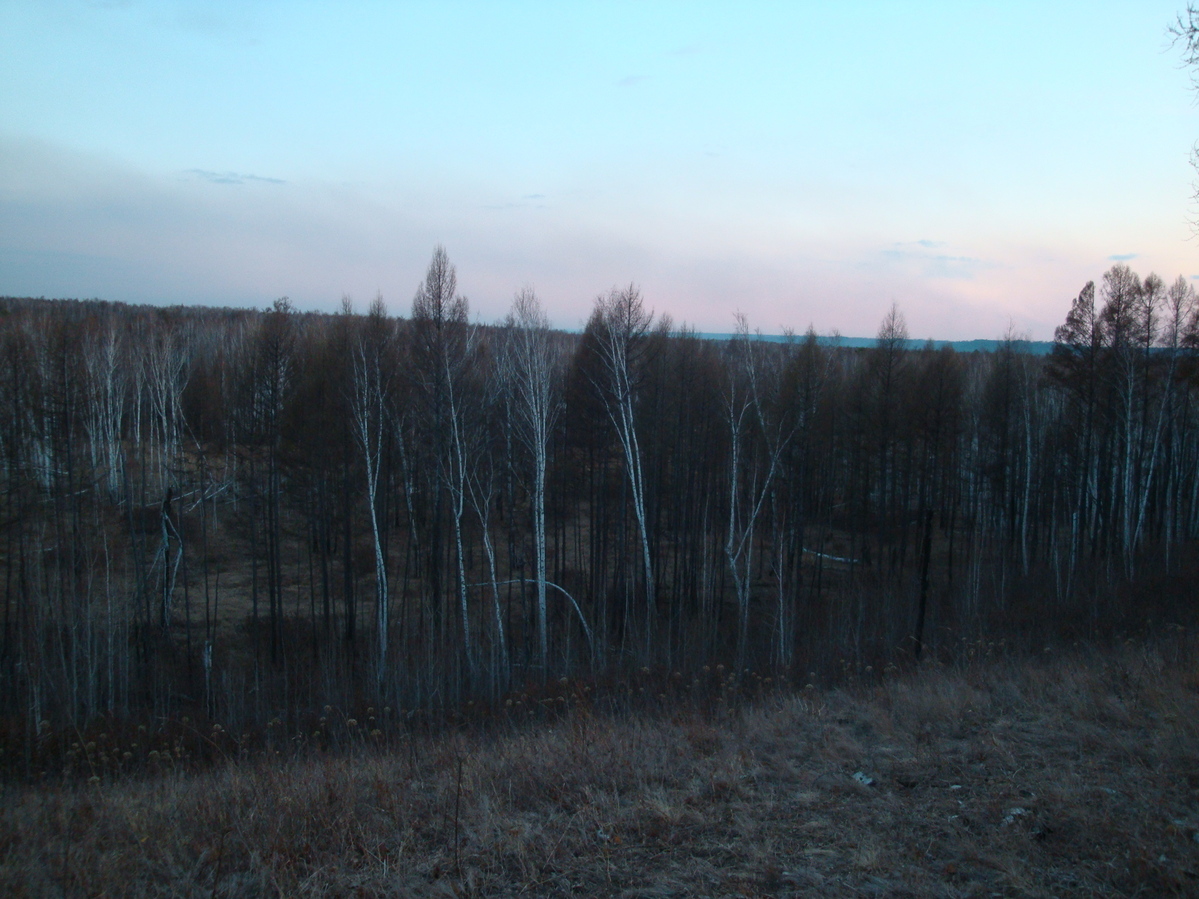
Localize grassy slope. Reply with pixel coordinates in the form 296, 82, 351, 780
3, 637, 1198, 898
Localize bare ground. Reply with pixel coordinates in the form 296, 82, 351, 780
3, 636, 1199, 897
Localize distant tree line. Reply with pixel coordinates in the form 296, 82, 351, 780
1, 251, 1197, 736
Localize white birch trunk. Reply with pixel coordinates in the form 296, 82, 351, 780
351, 334, 391, 690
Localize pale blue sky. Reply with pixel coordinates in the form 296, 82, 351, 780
1, 1, 1195, 339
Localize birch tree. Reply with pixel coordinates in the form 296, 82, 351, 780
351, 294, 395, 690
142, 320, 188, 495
442, 317, 481, 682
1099, 263, 1143, 570
502, 288, 561, 675
1049, 280, 1102, 592
589, 285, 656, 659
1159, 276, 1197, 557
82, 321, 127, 501
723, 315, 795, 671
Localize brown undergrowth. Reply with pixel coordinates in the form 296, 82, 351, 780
3, 635, 1198, 897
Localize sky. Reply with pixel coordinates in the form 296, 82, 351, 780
1, 1, 1197, 340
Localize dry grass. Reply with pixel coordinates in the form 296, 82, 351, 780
3, 637, 1199, 897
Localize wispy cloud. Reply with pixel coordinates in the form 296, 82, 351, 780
617, 74, 649, 87
1108, 252, 1138, 261
879, 242, 992, 280
883, 250, 983, 265
187, 169, 285, 186
890, 239, 948, 251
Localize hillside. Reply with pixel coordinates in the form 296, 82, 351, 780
3, 633, 1197, 897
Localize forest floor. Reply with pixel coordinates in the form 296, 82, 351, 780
3, 634, 1199, 897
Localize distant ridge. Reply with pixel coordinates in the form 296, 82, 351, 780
696, 333, 1055, 355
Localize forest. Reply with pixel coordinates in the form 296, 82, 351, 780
2, 248, 1197, 751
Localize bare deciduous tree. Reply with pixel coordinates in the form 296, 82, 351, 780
350, 294, 395, 689
723, 314, 793, 672
589, 285, 656, 659
502, 287, 561, 676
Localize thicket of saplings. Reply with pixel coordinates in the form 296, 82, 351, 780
2, 251, 1197, 779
